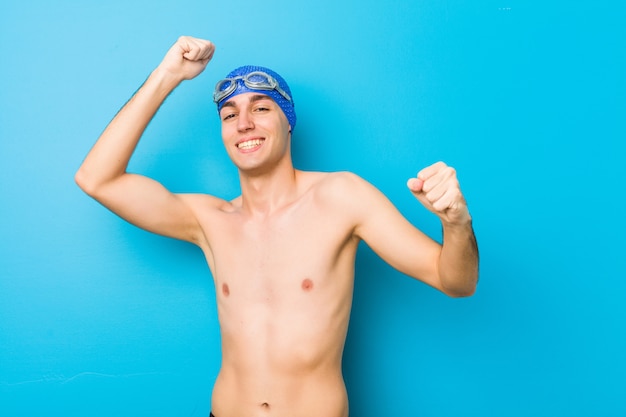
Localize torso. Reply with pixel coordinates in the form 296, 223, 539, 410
195, 171, 360, 417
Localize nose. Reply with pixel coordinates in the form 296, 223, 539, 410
237, 109, 254, 132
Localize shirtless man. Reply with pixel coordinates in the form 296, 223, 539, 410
75, 36, 478, 417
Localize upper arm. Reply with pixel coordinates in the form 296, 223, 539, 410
77, 172, 215, 245
344, 174, 444, 290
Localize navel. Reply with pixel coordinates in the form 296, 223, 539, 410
301, 278, 314, 292
222, 283, 230, 297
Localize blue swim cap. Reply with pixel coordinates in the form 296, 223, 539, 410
214, 65, 297, 131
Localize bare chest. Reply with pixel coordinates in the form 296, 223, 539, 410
201, 201, 357, 300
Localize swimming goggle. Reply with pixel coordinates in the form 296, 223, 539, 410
213, 71, 293, 104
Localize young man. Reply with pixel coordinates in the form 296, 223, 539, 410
75, 36, 478, 417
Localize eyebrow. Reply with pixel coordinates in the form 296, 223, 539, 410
220, 94, 273, 109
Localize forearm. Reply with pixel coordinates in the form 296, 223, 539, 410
75, 68, 181, 194
438, 220, 479, 297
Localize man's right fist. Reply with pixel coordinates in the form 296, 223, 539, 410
158, 36, 215, 82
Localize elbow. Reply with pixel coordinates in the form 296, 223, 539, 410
441, 275, 478, 298
445, 286, 476, 298
74, 167, 100, 197
74, 168, 90, 194
75, 164, 123, 199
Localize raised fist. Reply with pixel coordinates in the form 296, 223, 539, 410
407, 162, 472, 226
157, 36, 215, 82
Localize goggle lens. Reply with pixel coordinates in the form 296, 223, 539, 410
213, 71, 291, 104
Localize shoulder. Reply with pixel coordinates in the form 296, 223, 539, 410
303, 170, 371, 188
175, 193, 239, 249
298, 170, 385, 213
178, 192, 237, 216
298, 170, 370, 196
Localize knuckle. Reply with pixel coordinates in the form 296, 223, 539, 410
432, 200, 446, 212
443, 166, 456, 179
434, 161, 447, 170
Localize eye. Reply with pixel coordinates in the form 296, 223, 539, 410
221, 112, 237, 121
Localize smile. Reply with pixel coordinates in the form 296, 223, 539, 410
237, 138, 265, 150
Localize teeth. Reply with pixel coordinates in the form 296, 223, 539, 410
237, 139, 264, 150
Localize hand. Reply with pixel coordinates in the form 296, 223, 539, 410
407, 162, 471, 226
157, 36, 215, 82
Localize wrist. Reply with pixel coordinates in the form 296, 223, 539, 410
149, 66, 184, 94
441, 215, 473, 231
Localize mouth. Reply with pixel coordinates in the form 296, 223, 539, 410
236, 138, 265, 151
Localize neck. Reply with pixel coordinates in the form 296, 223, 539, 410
238, 158, 299, 216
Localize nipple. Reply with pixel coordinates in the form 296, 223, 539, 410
222, 283, 230, 297
301, 278, 314, 292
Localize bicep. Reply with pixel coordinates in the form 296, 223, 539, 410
351, 178, 444, 290
88, 173, 205, 244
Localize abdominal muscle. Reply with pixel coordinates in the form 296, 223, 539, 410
210, 269, 354, 417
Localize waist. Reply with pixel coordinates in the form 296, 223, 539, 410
211, 367, 348, 417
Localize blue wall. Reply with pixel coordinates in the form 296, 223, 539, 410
1, 1, 625, 416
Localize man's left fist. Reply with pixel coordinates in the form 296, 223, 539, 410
407, 161, 471, 225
